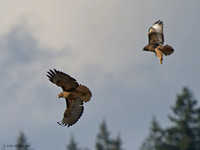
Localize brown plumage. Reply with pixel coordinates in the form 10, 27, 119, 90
143, 20, 174, 64
47, 69, 92, 127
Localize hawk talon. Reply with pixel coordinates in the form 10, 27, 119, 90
57, 121, 65, 127
159, 59, 163, 64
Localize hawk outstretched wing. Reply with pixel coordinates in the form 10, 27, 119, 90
47, 69, 78, 91
58, 97, 84, 127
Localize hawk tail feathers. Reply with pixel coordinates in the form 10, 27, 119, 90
76, 85, 92, 103
160, 45, 174, 56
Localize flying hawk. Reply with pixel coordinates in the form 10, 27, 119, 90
47, 69, 92, 127
143, 20, 174, 64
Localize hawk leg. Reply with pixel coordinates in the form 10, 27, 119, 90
155, 48, 163, 64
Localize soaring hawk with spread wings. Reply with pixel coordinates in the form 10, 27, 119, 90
143, 20, 174, 64
47, 69, 92, 127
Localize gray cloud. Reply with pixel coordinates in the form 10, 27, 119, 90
0, 1, 200, 150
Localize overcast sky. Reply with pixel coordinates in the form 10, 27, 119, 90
0, 0, 200, 150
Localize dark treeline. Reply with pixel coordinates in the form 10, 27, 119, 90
14, 120, 123, 150
14, 87, 200, 150
67, 119, 123, 150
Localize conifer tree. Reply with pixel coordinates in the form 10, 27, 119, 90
16, 131, 31, 150
96, 120, 111, 150
96, 120, 123, 150
67, 135, 80, 150
166, 87, 200, 150
112, 134, 122, 150
141, 87, 200, 150
141, 117, 167, 150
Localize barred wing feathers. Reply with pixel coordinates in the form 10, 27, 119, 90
47, 69, 78, 91
58, 98, 84, 127
148, 20, 164, 45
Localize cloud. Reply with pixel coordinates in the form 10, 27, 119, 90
1, 1, 200, 150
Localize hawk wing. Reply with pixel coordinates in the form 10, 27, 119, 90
148, 20, 164, 45
57, 85, 92, 127
58, 98, 84, 127
47, 69, 78, 91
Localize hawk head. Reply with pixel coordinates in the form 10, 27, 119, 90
143, 44, 159, 52
143, 45, 148, 51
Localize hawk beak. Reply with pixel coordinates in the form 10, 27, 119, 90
143, 47, 147, 51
